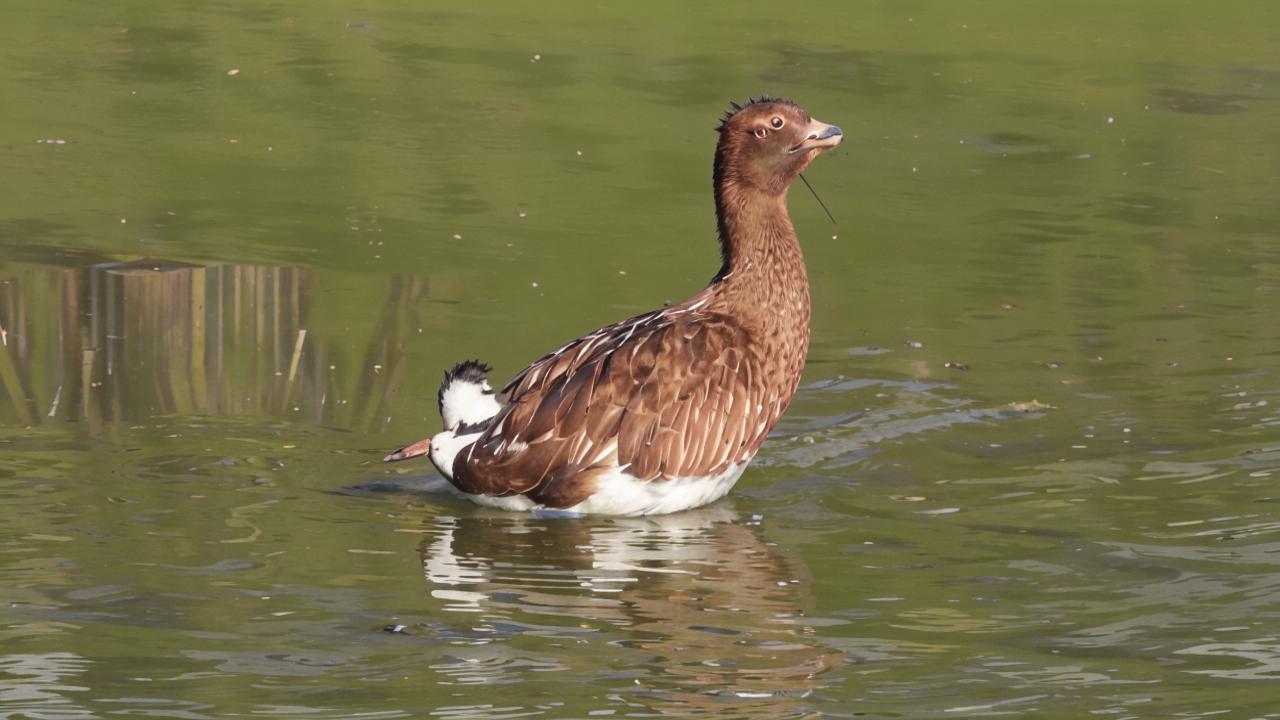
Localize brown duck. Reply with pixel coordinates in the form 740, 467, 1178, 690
385, 97, 842, 515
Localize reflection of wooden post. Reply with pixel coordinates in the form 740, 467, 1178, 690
107, 269, 124, 422
1, 260, 429, 428
0, 332, 34, 425
271, 266, 282, 413
0, 276, 38, 424
166, 268, 194, 416
191, 268, 208, 412
93, 260, 203, 419
60, 269, 81, 420
254, 266, 266, 415
81, 348, 95, 420
84, 267, 101, 423
210, 267, 223, 414
351, 274, 428, 432
232, 266, 242, 354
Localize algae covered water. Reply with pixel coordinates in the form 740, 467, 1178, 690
2, 1, 1279, 717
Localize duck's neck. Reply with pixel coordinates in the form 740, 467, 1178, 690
710, 179, 810, 324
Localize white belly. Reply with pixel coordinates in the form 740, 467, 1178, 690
428, 426, 752, 516
460, 462, 749, 517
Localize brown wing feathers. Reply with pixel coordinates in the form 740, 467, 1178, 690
451, 309, 776, 505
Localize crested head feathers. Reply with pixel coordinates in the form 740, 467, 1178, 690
443, 359, 493, 386
716, 96, 799, 131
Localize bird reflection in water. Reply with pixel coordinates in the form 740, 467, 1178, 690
413, 506, 843, 716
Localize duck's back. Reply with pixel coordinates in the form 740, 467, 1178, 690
449, 298, 796, 514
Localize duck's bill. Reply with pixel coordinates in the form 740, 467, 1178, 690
789, 119, 843, 153
383, 438, 432, 463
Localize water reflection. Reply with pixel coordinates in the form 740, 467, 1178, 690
0, 652, 93, 719
0, 260, 424, 429
1177, 640, 1280, 680
414, 509, 842, 717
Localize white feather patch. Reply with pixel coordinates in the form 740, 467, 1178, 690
453, 462, 749, 517
428, 429, 484, 481
440, 379, 501, 430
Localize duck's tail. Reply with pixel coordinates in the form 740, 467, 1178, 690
438, 359, 503, 432
384, 360, 502, 465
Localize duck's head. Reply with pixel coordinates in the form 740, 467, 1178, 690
714, 97, 842, 196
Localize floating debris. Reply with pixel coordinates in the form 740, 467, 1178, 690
905, 340, 924, 349
227, 68, 241, 76
47, 385, 62, 417
944, 361, 969, 370
1003, 399, 1055, 412
285, 329, 306, 385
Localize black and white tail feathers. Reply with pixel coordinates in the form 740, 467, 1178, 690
438, 360, 502, 433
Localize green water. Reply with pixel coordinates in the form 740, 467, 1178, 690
3, 1, 1279, 717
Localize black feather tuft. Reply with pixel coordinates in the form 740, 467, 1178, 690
438, 359, 494, 416
444, 359, 492, 384
716, 95, 798, 131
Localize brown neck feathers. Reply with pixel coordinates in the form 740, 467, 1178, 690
707, 177, 808, 358
711, 141, 808, 291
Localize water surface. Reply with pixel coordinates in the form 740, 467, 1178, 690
3, 1, 1279, 717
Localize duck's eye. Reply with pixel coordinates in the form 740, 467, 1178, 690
770, 116, 784, 129
753, 127, 769, 139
